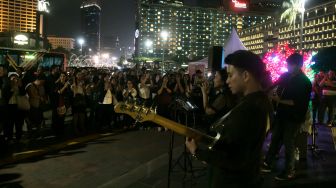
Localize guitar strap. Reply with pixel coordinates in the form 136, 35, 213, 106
210, 99, 245, 131
210, 94, 271, 134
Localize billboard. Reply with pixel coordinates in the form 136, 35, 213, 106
230, 0, 249, 11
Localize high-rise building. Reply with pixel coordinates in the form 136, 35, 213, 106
239, 1, 336, 54
47, 36, 75, 51
80, 0, 101, 54
135, 1, 271, 58
0, 0, 49, 50
0, 0, 37, 33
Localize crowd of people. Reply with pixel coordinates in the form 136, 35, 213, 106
0, 63, 232, 144
312, 70, 336, 126
1, 49, 331, 187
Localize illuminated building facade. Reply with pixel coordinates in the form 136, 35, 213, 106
0, 0, 49, 50
47, 36, 75, 51
239, 1, 336, 55
136, 1, 271, 58
0, 0, 38, 33
81, 0, 101, 54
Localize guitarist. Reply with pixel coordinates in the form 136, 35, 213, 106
263, 53, 312, 180
186, 50, 272, 187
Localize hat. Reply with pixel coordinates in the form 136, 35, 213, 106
225, 50, 266, 81
8, 72, 19, 78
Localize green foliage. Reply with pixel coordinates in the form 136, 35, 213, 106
280, 0, 302, 26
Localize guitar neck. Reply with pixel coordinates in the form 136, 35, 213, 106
152, 115, 217, 146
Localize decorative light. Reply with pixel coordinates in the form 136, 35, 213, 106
102, 53, 110, 59
38, 0, 50, 13
262, 43, 316, 82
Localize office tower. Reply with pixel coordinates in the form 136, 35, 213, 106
81, 0, 101, 54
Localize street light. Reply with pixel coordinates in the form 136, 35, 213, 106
78, 38, 85, 54
300, 0, 306, 54
160, 30, 169, 71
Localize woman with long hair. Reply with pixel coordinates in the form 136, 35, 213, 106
52, 72, 71, 136
71, 71, 87, 135
201, 68, 237, 126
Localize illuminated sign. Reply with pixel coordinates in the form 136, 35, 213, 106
14, 34, 29, 45
232, 0, 247, 9
38, 0, 50, 13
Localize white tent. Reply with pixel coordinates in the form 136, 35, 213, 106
188, 57, 208, 68
188, 58, 208, 75
224, 28, 247, 57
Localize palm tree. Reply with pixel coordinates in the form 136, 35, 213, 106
280, 0, 303, 46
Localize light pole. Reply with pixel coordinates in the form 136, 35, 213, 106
78, 38, 85, 55
160, 30, 169, 72
300, 0, 306, 54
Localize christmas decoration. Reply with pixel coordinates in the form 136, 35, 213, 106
262, 43, 316, 82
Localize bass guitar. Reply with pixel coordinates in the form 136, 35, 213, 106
114, 102, 221, 149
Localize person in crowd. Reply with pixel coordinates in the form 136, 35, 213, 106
137, 73, 152, 130
36, 72, 49, 113
114, 72, 124, 102
2, 72, 23, 143
191, 70, 205, 112
318, 70, 336, 126
312, 71, 324, 124
25, 74, 45, 138
52, 72, 71, 136
71, 71, 87, 135
96, 75, 116, 130
173, 73, 185, 97
263, 53, 312, 180
186, 50, 272, 187
201, 68, 237, 127
0, 65, 8, 141
182, 74, 192, 98
138, 73, 151, 105
151, 73, 161, 99
122, 80, 138, 129
123, 79, 138, 102
156, 74, 173, 131
86, 75, 100, 130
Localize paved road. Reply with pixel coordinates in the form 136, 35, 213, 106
0, 130, 184, 188
1, 126, 336, 188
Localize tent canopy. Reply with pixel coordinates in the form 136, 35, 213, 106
224, 28, 247, 57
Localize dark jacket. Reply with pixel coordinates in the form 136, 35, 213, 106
195, 91, 272, 188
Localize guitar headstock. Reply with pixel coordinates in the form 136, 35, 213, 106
114, 102, 156, 123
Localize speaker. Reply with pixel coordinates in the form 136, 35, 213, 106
208, 46, 224, 71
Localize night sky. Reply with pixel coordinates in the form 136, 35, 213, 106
46, 0, 332, 49
46, 0, 136, 49
46, 0, 199, 49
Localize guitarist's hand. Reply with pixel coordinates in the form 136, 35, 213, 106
185, 137, 197, 155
